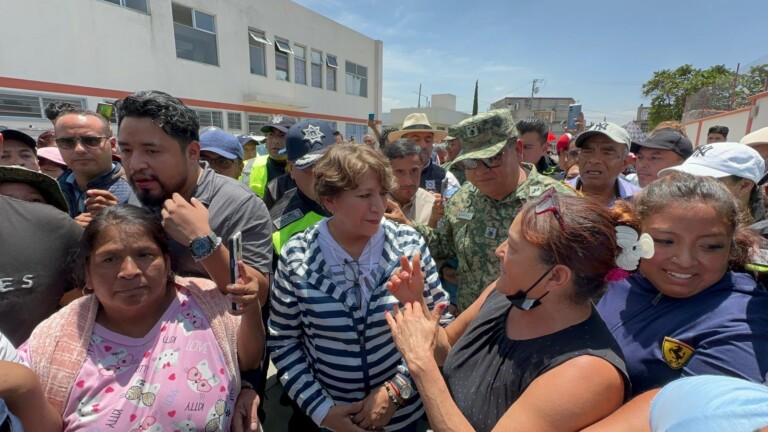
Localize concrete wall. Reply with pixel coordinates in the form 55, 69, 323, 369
0, 0, 382, 137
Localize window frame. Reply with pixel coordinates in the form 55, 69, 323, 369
248, 28, 270, 76
227, 112, 243, 131
294, 44, 307, 85
171, 3, 219, 66
0, 91, 86, 119
344, 61, 368, 98
99, 0, 150, 14
311, 49, 323, 88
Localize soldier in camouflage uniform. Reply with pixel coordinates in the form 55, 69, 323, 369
443, 134, 466, 184
386, 109, 575, 310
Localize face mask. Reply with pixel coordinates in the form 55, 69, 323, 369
506, 267, 553, 310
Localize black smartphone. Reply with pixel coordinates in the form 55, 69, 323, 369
228, 232, 243, 311
368, 113, 375, 122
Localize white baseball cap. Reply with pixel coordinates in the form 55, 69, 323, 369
574, 122, 631, 151
658, 142, 765, 184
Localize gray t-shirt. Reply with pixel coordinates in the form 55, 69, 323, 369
152, 166, 273, 277
0, 196, 83, 346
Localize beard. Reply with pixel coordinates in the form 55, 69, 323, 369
130, 165, 189, 209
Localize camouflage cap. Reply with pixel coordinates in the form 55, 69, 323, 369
449, 109, 517, 165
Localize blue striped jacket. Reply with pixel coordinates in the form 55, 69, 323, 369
268, 219, 449, 430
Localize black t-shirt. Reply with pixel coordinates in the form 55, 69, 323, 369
263, 174, 296, 210
0, 196, 83, 346
442, 290, 630, 432
266, 157, 288, 183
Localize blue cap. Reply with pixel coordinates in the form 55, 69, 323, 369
285, 120, 335, 169
237, 134, 260, 147
200, 129, 243, 160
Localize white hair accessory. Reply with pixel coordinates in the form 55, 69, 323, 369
615, 226, 654, 271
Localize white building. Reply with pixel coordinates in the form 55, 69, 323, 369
0, 0, 383, 141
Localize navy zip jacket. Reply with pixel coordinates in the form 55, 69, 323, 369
597, 271, 768, 396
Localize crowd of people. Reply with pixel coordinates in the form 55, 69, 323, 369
1, 90, 768, 432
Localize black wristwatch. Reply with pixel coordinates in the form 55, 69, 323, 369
189, 232, 222, 261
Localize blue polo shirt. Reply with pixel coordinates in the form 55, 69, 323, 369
597, 272, 768, 396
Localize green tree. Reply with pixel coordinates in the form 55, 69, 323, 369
737, 64, 768, 104
642, 64, 732, 128
472, 80, 479, 116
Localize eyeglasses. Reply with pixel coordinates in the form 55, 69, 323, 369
534, 187, 567, 231
55, 136, 109, 149
456, 147, 508, 170
200, 156, 239, 169
343, 259, 362, 310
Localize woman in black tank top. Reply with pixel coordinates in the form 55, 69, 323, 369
385, 190, 643, 432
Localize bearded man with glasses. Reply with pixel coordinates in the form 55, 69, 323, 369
385, 109, 575, 311
199, 128, 245, 180
54, 110, 139, 223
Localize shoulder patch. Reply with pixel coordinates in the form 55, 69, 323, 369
273, 208, 304, 230
661, 336, 694, 369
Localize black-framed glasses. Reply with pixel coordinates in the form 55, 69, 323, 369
55, 136, 109, 149
456, 146, 508, 170
200, 156, 238, 169
343, 259, 362, 310
534, 187, 567, 231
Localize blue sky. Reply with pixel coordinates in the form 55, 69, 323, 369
294, 0, 768, 124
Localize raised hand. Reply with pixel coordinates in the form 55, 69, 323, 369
386, 254, 427, 310
385, 302, 446, 369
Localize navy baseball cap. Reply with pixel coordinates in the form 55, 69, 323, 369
260, 114, 297, 134
200, 129, 243, 160
285, 120, 335, 169
237, 134, 259, 147
1, 130, 37, 154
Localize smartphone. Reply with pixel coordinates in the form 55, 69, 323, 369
228, 232, 243, 311
97, 102, 113, 120
368, 113, 375, 122
440, 178, 456, 200
566, 104, 582, 130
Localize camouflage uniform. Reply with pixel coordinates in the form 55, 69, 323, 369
414, 109, 576, 310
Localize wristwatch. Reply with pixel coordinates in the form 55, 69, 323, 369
391, 374, 413, 401
189, 232, 222, 261
396, 364, 411, 378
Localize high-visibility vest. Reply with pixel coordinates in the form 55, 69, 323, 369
272, 211, 326, 255
240, 155, 270, 197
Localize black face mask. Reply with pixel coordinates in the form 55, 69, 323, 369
506, 267, 553, 310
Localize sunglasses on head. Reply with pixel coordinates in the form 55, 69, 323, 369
534, 187, 566, 231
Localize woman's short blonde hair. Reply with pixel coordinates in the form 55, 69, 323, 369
314, 143, 396, 204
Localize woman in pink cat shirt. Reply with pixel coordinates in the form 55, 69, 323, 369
17, 205, 264, 431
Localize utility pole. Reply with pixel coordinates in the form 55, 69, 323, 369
417, 83, 422, 108
529, 78, 543, 109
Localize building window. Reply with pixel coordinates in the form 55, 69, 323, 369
248, 114, 270, 135
0, 93, 85, 119
326, 55, 338, 91
311, 50, 323, 88
345, 61, 367, 97
172, 3, 218, 66
294, 45, 306, 85
274, 38, 293, 81
248, 29, 270, 76
345, 123, 367, 142
101, 0, 149, 13
227, 112, 243, 131
194, 109, 223, 128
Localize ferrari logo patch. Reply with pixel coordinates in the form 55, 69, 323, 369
661, 336, 694, 369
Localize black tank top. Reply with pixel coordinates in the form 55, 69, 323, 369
442, 290, 630, 432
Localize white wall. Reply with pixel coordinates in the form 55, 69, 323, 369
684, 109, 751, 146
0, 0, 382, 135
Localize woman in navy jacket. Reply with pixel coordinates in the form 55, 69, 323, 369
597, 172, 768, 397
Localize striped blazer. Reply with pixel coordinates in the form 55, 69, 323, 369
268, 219, 448, 430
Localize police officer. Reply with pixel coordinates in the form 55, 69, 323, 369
270, 119, 335, 258
241, 114, 296, 198
385, 109, 575, 311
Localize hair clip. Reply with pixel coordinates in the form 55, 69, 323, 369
615, 226, 654, 271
